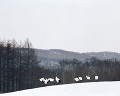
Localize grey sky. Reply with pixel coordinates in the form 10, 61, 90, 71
0, 0, 120, 53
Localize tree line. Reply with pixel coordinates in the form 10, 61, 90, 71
58, 58, 120, 84
0, 39, 45, 93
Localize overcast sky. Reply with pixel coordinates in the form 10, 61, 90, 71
0, 0, 120, 53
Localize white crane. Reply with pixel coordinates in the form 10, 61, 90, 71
44, 78, 50, 84
78, 77, 82, 80
55, 76, 60, 83
48, 78, 54, 82
39, 78, 50, 84
86, 76, 90, 80
39, 78, 45, 82
74, 78, 79, 82
74, 76, 82, 82
95, 76, 98, 80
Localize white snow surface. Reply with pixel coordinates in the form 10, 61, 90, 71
1, 81, 120, 96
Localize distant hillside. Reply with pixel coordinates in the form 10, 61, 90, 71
35, 49, 120, 69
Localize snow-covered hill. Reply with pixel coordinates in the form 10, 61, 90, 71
1, 81, 120, 96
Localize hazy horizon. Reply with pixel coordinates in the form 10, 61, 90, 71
0, 0, 120, 53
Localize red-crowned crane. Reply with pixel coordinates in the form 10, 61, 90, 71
86, 76, 90, 80
78, 77, 82, 80
48, 78, 54, 82
95, 76, 98, 80
74, 78, 79, 82
55, 76, 60, 83
39, 78, 45, 82
39, 78, 50, 84
44, 78, 50, 84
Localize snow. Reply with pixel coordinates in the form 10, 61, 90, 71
1, 81, 120, 96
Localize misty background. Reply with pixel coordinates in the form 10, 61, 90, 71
0, 0, 120, 53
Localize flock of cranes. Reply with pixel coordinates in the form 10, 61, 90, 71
39, 76, 98, 84
74, 76, 98, 81
39, 76, 60, 84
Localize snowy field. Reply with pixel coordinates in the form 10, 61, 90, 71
1, 81, 120, 96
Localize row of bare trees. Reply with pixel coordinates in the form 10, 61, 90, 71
0, 39, 40, 93
58, 58, 120, 84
